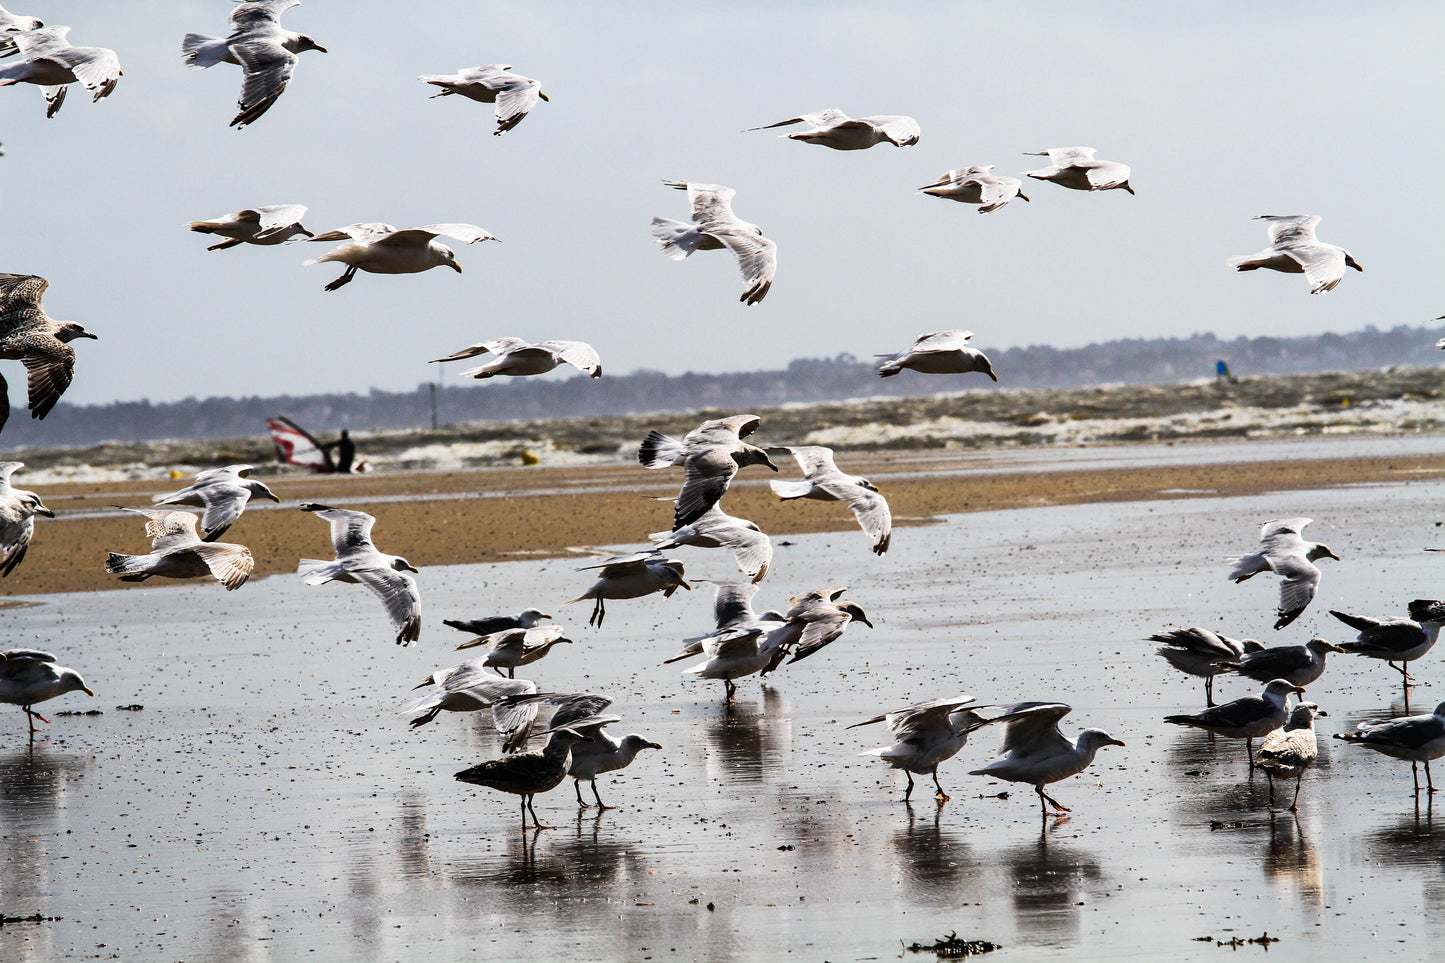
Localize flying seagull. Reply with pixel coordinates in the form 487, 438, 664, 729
1023, 146, 1133, 194
0, 6, 44, 59
182, 0, 327, 129
105, 507, 254, 591
638, 413, 777, 530
0, 273, 98, 433
0, 25, 120, 117
565, 551, 690, 628
297, 503, 420, 644
650, 503, 773, 583
151, 464, 279, 541
443, 609, 551, 638
1228, 215, 1362, 294
188, 205, 312, 250
304, 222, 497, 291
431, 337, 601, 379
0, 461, 51, 577
419, 64, 548, 135
918, 165, 1028, 213
651, 181, 776, 305
1227, 517, 1338, 629
876, 330, 997, 381
453, 625, 573, 678
745, 108, 920, 150
771, 445, 892, 555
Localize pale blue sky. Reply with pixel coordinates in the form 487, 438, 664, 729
1, 1, 1438, 405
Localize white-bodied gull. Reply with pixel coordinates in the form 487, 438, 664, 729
876, 330, 997, 381
918, 165, 1028, 213
188, 205, 313, 250
419, 64, 548, 135
565, 551, 689, 628
0, 25, 120, 117
771, 446, 892, 555
297, 503, 420, 644
0, 461, 51, 577
1228, 517, 1338, 629
746, 108, 920, 150
1023, 147, 1133, 194
431, 337, 601, 379
650, 503, 773, 583
152, 464, 279, 541
1165, 678, 1304, 768
105, 507, 254, 591
850, 696, 986, 802
182, 0, 327, 129
967, 702, 1125, 816
1228, 215, 1362, 294
651, 181, 777, 305
1, 648, 92, 737
304, 222, 497, 291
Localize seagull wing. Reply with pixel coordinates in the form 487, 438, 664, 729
710, 228, 776, 305
353, 564, 421, 643
674, 447, 739, 528
230, 41, 296, 128
982, 702, 1074, 757
193, 484, 250, 540
492, 74, 543, 132
301, 503, 379, 556
229, 0, 301, 30
857, 114, 920, 146
1271, 556, 1321, 629
412, 224, 497, 245
431, 337, 528, 363
21, 342, 76, 420
537, 340, 602, 377
193, 542, 255, 590
816, 478, 891, 554
745, 108, 849, 131
909, 330, 975, 353
662, 181, 738, 224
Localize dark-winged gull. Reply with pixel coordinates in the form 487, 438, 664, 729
651, 181, 777, 305
1228, 517, 1338, 629
182, 0, 327, 129
918, 165, 1028, 213
967, 702, 1125, 816
454, 727, 593, 830
105, 507, 254, 591
763, 586, 873, 670
771, 445, 892, 555
152, 464, 279, 541
304, 223, 497, 291
1, 649, 91, 737
1332, 600, 1445, 708
0, 25, 120, 117
297, 503, 420, 644
453, 624, 573, 678
876, 330, 997, 381
444, 609, 551, 637
188, 205, 313, 250
1228, 215, 1362, 294
850, 696, 986, 802
745, 108, 920, 149
1221, 637, 1346, 689
1149, 627, 1263, 707
400, 661, 537, 749
419, 64, 548, 135
565, 551, 689, 628
506, 694, 660, 808
0, 461, 51, 577
1257, 701, 1325, 812
1164, 678, 1304, 768
649, 503, 773, 583
638, 413, 778, 529
1023, 147, 1133, 194
1335, 701, 1445, 794
0, 273, 98, 433
430, 337, 601, 379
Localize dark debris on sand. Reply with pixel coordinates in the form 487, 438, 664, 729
904, 931, 1000, 957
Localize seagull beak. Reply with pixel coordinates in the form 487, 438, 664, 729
266, 492, 281, 502
539, 91, 550, 102
679, 579, 692, 591
986, 370, 998, 382
1327, 551, 1340, 561
1110, 738, 1125, 747
449, 262, 463, 274
405, 563, 419, 573
1017, 191, 1030, 202
1122, 182, 1135, 195
1316, 709, 1329, 717
541, 613, 553, 619
646, 741, 662, 750
83, 686, 95, 697
1328, 643, 1346, 653
82, 331, 99, 340
1291, 685, 1306, 695
314, 44, 329, 54
36, 504, 54, 518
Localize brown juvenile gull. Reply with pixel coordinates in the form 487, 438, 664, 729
0, 461, 51, 577
0, 25, 120, 117
1, 649, 92, 737
918, 165, 1028, 213
0, 6, 43, 59
502, 694, 659, 808
1332, 600, 1445, 708
1228, 215, 1362, 294
430, 337, 601, 379
105, 507, 254, 590
638, 413, 778, 529
1257, 701, 1325, 812
1334, 701, 1445, 794
649, 503, 773, 583
0, 273, 98, 433
453, 624, 573, 678
454, 727, 593, 830
876, 330, 997, 381
564, 551, 689, 628
419, 64, 548, 135
304, 222, 497, 291
745, 108, 920, 150
1220, 637, 1346, 689
850, 696, 987, 802
651, 181, 776, 305
401, 661, 537, 749
1227, 517, 1338, 630
1149, 627, 1263, 707
444, 609, 551, 638
297, 503, 420, 644
1023, 146, 1133, 194
1164, 678, 1304, 769
967, 702, 1125, 816
771, 445, 892, 555
182, 0, 327, 129
152, 464, 279, 541
187, 205, 313, 250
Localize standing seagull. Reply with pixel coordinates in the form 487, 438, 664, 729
1228, 517, 1338, 629
151, 464, 279, 541
850, 696, 987, 802
1220, 637, 1346, 689
105, 507, 254, 590
1335, 702, 1445, 794
297, 503, 421, 644
651, 181, 777, 305
918, 165, 1028, 213
1, 649, 92, 737
666, 582, 787, 701
454, 727, 593, 830
430, 337, 601, 379
304, 222, 497, 291
650, 503, 773, 583
1332, 600, 1445, 708
418, 64, 548, 135
0, 25, 120, 117
453, 625, 573, 678
1257, 701, 1325, 812
187, 205, 312, 250
967, 702, 1125, 816
1023, 147, 1133, 194
1149, 627, 1263, 707
1164, 679, 1304, 769
0, 273, 98, 433
745, 108, 920, 150
509, 694, 661, 808
565, 551, 689, 628
876, 330, 997, 381
771, 445, 892, 555
182, 0, 327, 129
1228, 215, 1362, 294
638, 413, 778, 529
0, 461, 51, 577
0, 7, 43, 58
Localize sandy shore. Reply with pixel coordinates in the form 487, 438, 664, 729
7, 441, 1445, 596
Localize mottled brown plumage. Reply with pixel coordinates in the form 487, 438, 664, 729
0, 273, 97, 433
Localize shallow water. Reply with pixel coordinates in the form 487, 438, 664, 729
4, 467, 1445, 961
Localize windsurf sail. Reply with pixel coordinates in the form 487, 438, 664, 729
267, 416, 335, 473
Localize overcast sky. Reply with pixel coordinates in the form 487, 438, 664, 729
1, 1, 1439, 407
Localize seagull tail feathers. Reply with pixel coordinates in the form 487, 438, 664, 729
649, 218, 702, 260
297, 558, 338, 585
638, 431, 685, 469
105, 552, 150, 577
181, 33, 227, 70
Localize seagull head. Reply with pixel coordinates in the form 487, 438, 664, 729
1307, 544, 1340, 563
1307, 638, 1346, 656
858, 479, 880, 493
838, 601, 873, 629
23, 493, 53, 518
392, 557, 419, 574
55, 322, 99, 342
59, 668, 94, 698
248, 480, 281, 503
441, 249, 463, 274
1079, 728, 1125, 752
295, 35, 327, 54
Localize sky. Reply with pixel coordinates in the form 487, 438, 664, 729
0, 1, 1439, 407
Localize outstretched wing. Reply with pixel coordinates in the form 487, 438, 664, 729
538, 340, 601, 377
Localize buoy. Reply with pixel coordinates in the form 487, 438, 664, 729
520, 450, 540, 466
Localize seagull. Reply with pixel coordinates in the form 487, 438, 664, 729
187, 205, 313, 250
452, 624, 573, 678
771, 445, 892, 555
0, 649, 91, 737
664, 582, 787, 700
651, 181, 777, 305
0, 461, 51, 577
1257, 701, 1325, 812
0, 273, 98, 433
297, 502, 420, 644
1023, 147, 1133, 194
1164, 679, 1304, 768
745, 109, 920, 150
151, 465, 279, 541
918, 166, 1028, 213
502, 694, 660, 808
0, 6, 43, 59
454, 727, 593, 830
1149, 627, 1264, 707
849, 696, 987, 802
1332, 600, 1445, 708
303, 223, 497, 291
418, 64, 548, 135
565, 551, 689, 628
1335, 701, 1445, 794
1228, 517, 1338, 629
876, 330, 997, 381
182, 0, 327, 129
443, 609, 551, 637
649, 503, 773, 583
400, 661, 537, 748
967, 702, 1125, 816
105, 507, 254, 591
764, 586, 873, 669
638, 413, 778, 529
0, 25, 120, 118
1220, 638, 1346, 689
430, 337, 601, 379
1228, 215, 1362, 294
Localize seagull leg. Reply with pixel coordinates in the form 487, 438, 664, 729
508, 667, 515, 679
575, 778, 588, 807
592, 780, 611, 810
1265, 771, 1276, 808
1246, 738, 1255, 772
520, 796, 530, 830
1205, 676, 1215, 708
902, 772, 914, 801
1428, 759, 1437, 794
932, 767, 950, 803
493, 667, 507, 677
1413, 761, 1422, 794
323, 266, 357, 292
23, 706, 48, 734
527, 795, 552, 830
588, 598, 605, 628
724, 679, 737, 704
1038, 785, 1071, 814
1289, 773, 1303, 812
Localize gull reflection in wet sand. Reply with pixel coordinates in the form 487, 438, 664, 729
701, 686, 791, 784
999, 829, 1105, 944
1263, 812, 1323, 904
889, 803, 982, 903
452, 815, 635, 891
0, 747, 92, 913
